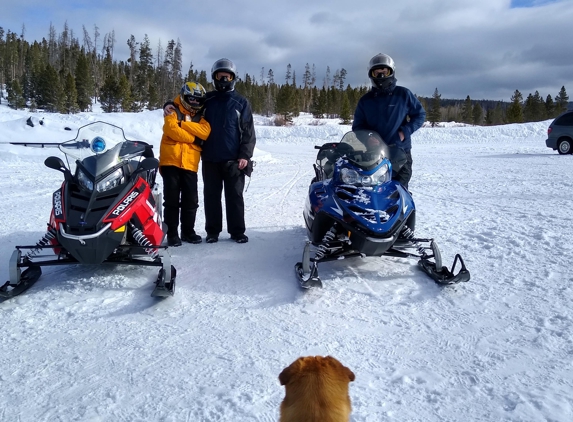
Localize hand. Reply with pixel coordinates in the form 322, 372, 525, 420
398, 130, 405, 142
238, 159, 248, 170
164, 104, 176, 117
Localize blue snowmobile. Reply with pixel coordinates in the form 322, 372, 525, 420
295, 129, 470, 289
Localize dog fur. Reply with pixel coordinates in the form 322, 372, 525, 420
279, 355, 355, 422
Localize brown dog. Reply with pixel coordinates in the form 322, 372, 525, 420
279, 355, 355, 422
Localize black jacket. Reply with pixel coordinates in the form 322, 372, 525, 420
201, 90, 256, 163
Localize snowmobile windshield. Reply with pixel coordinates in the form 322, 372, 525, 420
338, 130, 390, 170
59, 122, 148, 173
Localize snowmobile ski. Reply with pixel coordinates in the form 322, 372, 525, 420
151, 265, 177, 297
418, 253, 470, 285
0, 266, 42, 299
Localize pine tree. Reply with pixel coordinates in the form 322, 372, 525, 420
37, 64, 65, 112
545, 94, 555, 119
427, 88, 441, 127
461, 95, 473, 124
472, 103, 483, 125
6, 78, 26, 109
63, 72, 79, 113
75, 52, 92, 111
99, 74, 121, 112
506, 90, 524, 123
555, 86, 569, 115
339, 92, 352, 125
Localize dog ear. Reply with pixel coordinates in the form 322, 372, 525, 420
346, 367, 356, 382
279, 365, 294, 385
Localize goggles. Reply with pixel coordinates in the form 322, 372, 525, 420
215, 73, 234, 81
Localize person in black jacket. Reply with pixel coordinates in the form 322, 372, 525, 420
166, 58, 256, 243
352, 53, 426, 190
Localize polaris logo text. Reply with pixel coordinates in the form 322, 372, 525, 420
54, 191, 63, 216
112, 191, 139, 216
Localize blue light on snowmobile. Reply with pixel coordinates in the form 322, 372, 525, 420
91, 136, 106, 153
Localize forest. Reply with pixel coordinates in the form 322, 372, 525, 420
0, 24, 570, 126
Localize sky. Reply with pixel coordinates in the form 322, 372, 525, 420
2, 0, 573, 101
0, 104, 572, 420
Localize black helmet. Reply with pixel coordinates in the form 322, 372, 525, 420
368, 53, 396, 90
180, 81, 206, 112
211, 58, 237, 92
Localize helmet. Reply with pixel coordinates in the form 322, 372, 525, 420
368, 53, 396, 90
180, 81, 206, 112
211, 58, 237, 92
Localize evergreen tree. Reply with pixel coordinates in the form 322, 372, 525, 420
118, 73, 131, 111
461, 95, 473, 124
6, 78, 26, 109
523, 91, 545, 122
75, 52, 92, 111
427, 88, 441, 127
311, 87, 327, 118
63, 72, 79, 113
506, 90, 524, 123
545, 94, 555, 119
275, 83, 296, 124
472, 103, 483, 125
555, 86, 569, 115
37, 64, 65, 112
339, 92, 352, 125
99, 74, 121, 112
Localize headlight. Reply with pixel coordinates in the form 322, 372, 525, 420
96, 169, 124, 192
341, 168, 360, 184
77, 169, 94, 191
340, 164, 390, 186
371, 163, 390, 184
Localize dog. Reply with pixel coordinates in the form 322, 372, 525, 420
279, 355, 355, 422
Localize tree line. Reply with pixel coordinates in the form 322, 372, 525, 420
424, 87, 570, 127
0, 24, 570, 126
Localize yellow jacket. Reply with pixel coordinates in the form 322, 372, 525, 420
159, 96, 211, 172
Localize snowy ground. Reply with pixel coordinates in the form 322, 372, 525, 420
0, 105, 572, 421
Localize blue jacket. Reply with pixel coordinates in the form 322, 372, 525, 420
352, 84, 426, 152
201, 90, 256, 163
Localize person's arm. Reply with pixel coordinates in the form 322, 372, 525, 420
238, 102, 256, 160
399, 92, 426, 141
352, 100, 367, 131
163, 114, 210, 149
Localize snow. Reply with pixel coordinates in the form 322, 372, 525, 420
0, 104, 572, 421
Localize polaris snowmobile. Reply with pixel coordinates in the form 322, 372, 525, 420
0, 122, 176, 300
295, 129, 470, 289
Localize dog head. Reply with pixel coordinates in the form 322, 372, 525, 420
279, 356, 355, 422
279, 355, 355, 387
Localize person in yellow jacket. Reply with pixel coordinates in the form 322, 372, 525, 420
160, 81, 211, 246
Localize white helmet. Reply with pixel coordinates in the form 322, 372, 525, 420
368, 53, 396, 89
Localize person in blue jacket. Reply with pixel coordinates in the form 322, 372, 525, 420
352, 53, 426, 189
199, 58, 256, 244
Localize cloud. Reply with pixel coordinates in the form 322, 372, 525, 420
2, 0, 572, 101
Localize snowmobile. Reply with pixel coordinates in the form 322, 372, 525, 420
0, 121, 176, 300
295, 129, 470, 289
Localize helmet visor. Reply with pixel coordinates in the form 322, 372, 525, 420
215, 73, 234, 81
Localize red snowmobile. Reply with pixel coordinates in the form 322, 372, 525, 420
1, 122, 176, 299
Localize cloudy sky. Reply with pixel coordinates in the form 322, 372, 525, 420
2, 0, 572, 101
